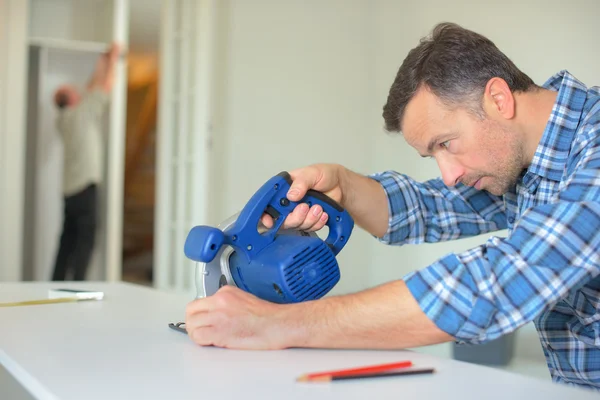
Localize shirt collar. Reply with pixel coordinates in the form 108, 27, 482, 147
527, 70, 588, 182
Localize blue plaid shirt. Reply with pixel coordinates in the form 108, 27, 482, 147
371, 71, 600, 389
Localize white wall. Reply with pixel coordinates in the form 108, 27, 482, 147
128, 0, 160, 53
29, 0, 114, 43
211, 0, 375, 295
0, 0, 28, 281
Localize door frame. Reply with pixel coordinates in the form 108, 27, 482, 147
155, 0, 216, 293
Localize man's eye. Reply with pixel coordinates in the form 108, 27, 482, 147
440, 140, 451, 149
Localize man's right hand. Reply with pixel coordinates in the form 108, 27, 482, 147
261, 163, 389, 238
261, 164, 346, 232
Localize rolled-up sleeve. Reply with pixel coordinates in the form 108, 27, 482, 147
369, 171, 507, 245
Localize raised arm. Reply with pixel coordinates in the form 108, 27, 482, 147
87, 42, 121, 93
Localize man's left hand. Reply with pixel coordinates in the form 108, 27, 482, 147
185, 286, 296, 350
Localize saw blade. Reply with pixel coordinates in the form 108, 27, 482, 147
195, 213, 239, 299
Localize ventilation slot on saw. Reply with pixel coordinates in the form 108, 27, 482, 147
283, 245, 339, 301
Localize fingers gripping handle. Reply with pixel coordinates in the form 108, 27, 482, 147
226, 172, 354, 260
287, 176, 354, 255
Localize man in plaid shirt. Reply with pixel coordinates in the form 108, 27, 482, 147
185, 23, 600, 389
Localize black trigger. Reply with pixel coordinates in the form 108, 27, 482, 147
265, 205, 281, 220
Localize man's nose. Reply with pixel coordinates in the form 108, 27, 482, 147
436, 157, 464, 187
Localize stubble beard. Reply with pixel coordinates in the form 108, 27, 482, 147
477, 124, 526, 196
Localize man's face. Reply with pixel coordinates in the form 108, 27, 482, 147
401, 87, 525, 196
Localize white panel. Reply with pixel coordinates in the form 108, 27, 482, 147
0, 0, 28, 281
155, 0, 174, 290
29, 0, 113, 43
22, 46, 41, 281
0, 0, 6, 275
188, 0, 216, 292
129, 0, 161, 53
0, 0, 5, 215
29, 0, 72, 40
29, 37, 108, 53
173, 0, 191, 290
104, 0, 129, 281
155, 0, 214, 294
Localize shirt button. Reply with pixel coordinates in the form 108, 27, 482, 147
508, 217, 515, 224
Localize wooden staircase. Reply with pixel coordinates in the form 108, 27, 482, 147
122, 53, 158, 285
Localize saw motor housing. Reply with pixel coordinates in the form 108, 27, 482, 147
184, 172, 354, 304
228, 233, 340, 303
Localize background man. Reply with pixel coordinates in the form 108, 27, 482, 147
51, 43, 120, 281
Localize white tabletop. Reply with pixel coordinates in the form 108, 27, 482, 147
0, 282, 596, 400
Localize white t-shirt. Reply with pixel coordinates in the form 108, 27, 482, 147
56, 90, 109, 196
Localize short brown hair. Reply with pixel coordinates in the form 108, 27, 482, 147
382, 22, 537, 132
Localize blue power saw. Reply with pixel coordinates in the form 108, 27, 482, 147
183, 172, 354, 303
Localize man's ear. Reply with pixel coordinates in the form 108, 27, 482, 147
483, 77, 515, 120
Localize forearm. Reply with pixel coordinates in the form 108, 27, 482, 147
87, 63, 105, 91
101, 57, 117, 93
87, 44, 120, 93
280, 280, 453, 349
89, 60, 115, 93
369, 172, 506, 245
338, 166, 389, 238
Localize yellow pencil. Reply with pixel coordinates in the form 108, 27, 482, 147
0, 297, 96, 307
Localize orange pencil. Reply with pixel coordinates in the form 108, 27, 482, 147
305, 368, 435, 383
296, 360, 413, 382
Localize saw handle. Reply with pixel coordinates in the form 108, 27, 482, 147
225, 172, 354, 261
